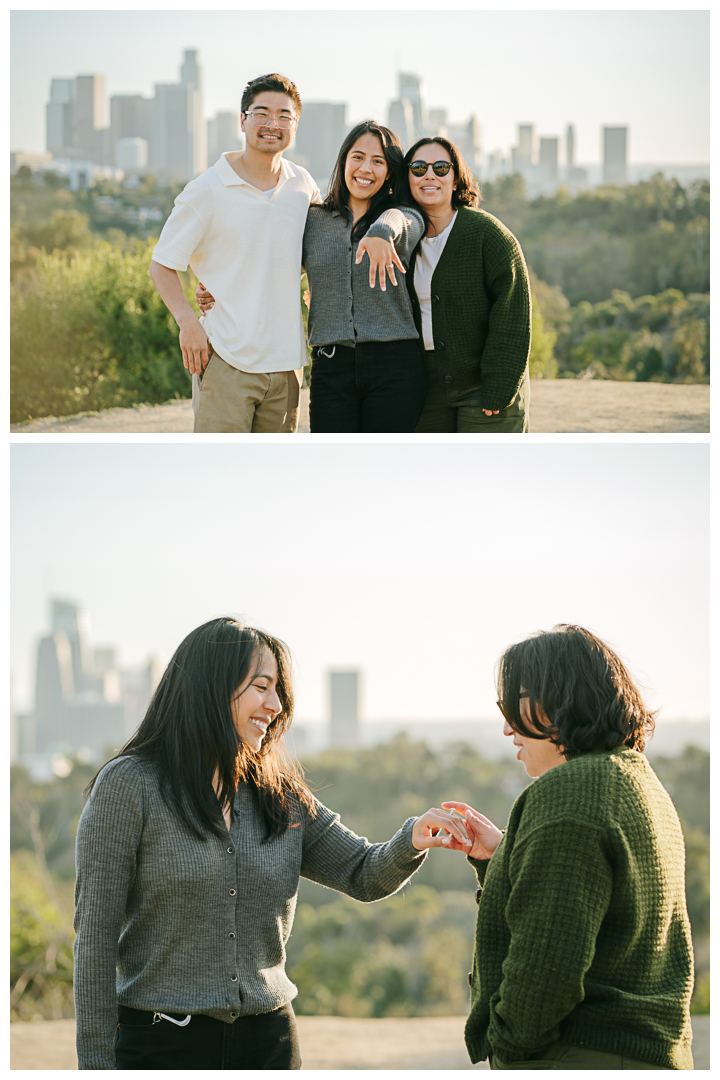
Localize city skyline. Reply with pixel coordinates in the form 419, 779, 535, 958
10, 443, 709, 724
11, 9, 710, 165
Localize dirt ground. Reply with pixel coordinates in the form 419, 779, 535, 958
10, 1014, 710, 1070
10, 380, 710, 434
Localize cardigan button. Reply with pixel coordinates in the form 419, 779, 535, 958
432, 294, 440, 303
444, 375, 453, 384
436, 341, 445, 350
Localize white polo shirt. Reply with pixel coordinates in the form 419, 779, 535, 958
152, 153, 321, 373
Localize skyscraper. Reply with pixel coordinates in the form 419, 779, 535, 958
539, 137, 559, 182
110, 94, 153, 165
291, 102, 347, 187
398, 72, 428, 141
603, 126, 628, 185
512, 124, 535, 170
207, 111, 242, 168
387, 98, 415, 149
75, 75, 107, 162
152, 49, 206, 181
329, 671, 360, 747
566, 123, 576, 169
46, 78, 76, 157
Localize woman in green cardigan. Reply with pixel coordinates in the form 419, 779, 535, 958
404, 137, 532, 433
441, 625, 694, 1069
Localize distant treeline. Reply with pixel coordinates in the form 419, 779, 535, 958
9, 170, 710, 423
9, 737, 709, 1021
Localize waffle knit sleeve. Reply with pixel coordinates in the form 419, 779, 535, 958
488, 819, 612, 1061
478, 223, 532, 411
365, 206, 425, 262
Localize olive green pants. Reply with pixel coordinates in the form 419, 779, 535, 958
489, 1040, 675, 1069
415, 353, 529, 433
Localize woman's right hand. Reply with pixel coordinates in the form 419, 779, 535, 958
441, 802, 504, 861
196, 281, 215, 313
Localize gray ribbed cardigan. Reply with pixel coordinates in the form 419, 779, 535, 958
303, 205, 424, 347
74, 756, 426, 1069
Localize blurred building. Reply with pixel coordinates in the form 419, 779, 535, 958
387, 98, 415, 150
46, 78, 76, 157
207, 111, 243, 168
603, 126, 628, 184
538, 137, 558, 183
115, 136, 148, 172
110, 94, 153, 166
152, 50, 206, 182
75, 75, 107, 162
21, 598, 160, 768
387, 72, 428, 149
290, 102, 347, 189
329, 670, 360, 748
512, 123, 535, 171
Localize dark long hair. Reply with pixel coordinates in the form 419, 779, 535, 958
496, 624, 656, 758
404, 136, 481, 210
85, 617, 315, 841
324, 120, 410, 241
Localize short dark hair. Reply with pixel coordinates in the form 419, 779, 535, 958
86, 617, 315, 841
404, 136, 481, 209
496, 625, 656, 758
240, 73, 302, 118
324, 120, 410, 241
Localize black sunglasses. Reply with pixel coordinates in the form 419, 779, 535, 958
408, 160, 453, 177
496, 691, 529, 722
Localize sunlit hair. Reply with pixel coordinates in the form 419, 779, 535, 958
240, 73, 302, 118
323, 120, 411, 241
404, 136, 481, 210
496, 624, 656, 758
85, 617, 315, 841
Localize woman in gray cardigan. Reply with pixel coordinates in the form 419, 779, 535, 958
74, 616, 471, 1070
198, 121, 425, 433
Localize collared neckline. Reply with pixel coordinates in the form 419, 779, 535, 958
215, 152, 297, 191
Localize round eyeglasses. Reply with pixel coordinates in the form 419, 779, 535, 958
496, 691, 529, 722
244, 111, 297, 129
408, 160, 453, 177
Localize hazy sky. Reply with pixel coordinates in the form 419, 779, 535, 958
10, 443, 709, 724
10, 6, 710, 164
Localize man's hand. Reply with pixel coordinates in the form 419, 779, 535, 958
178, 315, 210, 376
355, 236, 405, 292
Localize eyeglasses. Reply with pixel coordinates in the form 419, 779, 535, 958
244, 110, 297, 129
408, 160, 453, 177
496, 691, 529, 722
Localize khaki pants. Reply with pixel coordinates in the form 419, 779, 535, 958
192, 351, 301, 433
489, 1040, 675, 1069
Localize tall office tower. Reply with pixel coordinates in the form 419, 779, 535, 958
512, 124, 535, 170
110, 94, 153, 165
603, 126, 628, 184
387, 97, 415, 149
180, 48, 207, 178
34, 632, 75, 751
46, 78, 76, 156
291, 102, 347, 187
75, 75, 107, 162
428, 108, 448, 136
207, 111, 242, 167
329, 671, 360, 748
539, 137, 559, 182
449, 115, 482, 175
398, 72, 428, 141
152, 49, 206, 181
51, 599, 94, 694
566, 123, 575, 168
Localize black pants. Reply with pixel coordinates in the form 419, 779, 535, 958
309, 339, 426, 433
115, 1002, 302, 1070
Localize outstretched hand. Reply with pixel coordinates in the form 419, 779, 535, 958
355, 237, 405, 291
411, 806, 474, 852
440, 802, 504, 861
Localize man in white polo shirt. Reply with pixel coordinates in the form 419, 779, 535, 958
150, 74, 321, 433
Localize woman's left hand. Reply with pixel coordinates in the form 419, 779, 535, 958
196, 282, 215, 313
355, 237, 405, 292
411, 807, 474, 852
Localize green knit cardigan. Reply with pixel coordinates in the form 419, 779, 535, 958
466, 747, 694, 1070
407, 205, 532, 412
